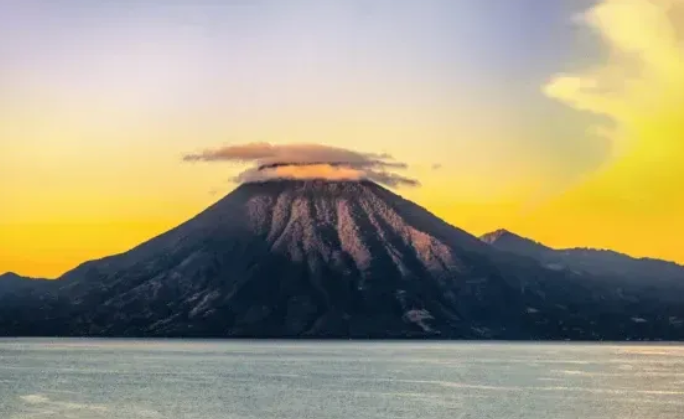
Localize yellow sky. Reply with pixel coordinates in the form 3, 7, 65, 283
526, 0, 684, 263
2, 0, 684, 277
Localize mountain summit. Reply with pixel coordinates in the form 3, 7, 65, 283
54, 180, 508, 338
480, 229, 551, 259
2, 180, 684, 339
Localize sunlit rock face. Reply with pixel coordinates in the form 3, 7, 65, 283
3, 180, 684, 339
51, 180, 505, 338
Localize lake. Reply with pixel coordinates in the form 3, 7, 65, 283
1, 339, 683, 418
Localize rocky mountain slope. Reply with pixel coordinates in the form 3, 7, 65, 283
2, 180, 684, 339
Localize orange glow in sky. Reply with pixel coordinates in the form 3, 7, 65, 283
2, 0, 684, 277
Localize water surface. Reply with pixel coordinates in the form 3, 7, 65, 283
1, 339, 683, 418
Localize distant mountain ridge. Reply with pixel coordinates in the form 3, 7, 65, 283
2, 180, 684, 340
480, 229, 684, 284
1, 272, 31, 281
0, 272, 50, 289
0, 272, 58, 336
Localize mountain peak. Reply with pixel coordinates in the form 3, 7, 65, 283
238, 177, 375, 190
51, 175, 495, 337
207, 177, 486, 263
480, 229, 551, 258
480, 229, 518, 243
481, 229, 543, 246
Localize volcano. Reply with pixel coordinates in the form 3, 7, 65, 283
3, 180, 684, 339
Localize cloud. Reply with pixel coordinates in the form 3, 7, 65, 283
536, 0, 684, 260
184, 143, 419, 187
543, 0, 684, 195
544, 0, 684, 145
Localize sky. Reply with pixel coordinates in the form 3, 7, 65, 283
1, 0, 683, 277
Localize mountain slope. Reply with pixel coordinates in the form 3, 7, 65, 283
481, 230, 552, 261
3, 181, 684, 339
52, 180, 519, 338
0, 272, 52, 294
481, 229, 684, 286
0, 273, 61, 336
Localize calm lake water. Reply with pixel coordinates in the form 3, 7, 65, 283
1, 339, 683, 419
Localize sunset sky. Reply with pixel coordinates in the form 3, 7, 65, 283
2, 0, 683, 277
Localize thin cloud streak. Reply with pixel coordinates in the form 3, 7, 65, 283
183, 143, 420, 188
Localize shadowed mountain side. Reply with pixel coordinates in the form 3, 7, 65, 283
481, 229, 684, 288
0, 273, 63, 336
2, 181, 684, 339
46, 181, 520, 338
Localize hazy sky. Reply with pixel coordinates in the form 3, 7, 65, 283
2, 0, 683, 277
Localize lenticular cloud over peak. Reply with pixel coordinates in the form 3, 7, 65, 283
183, 143, 420, 188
